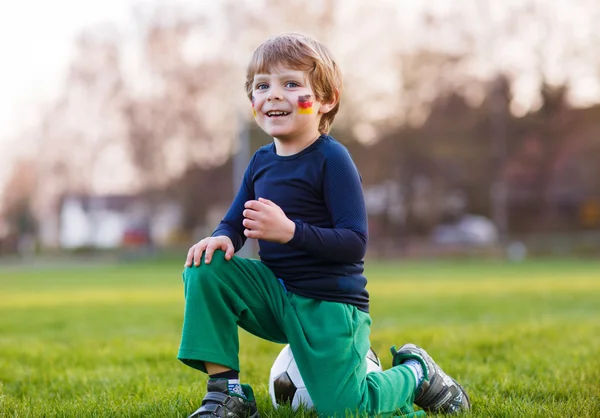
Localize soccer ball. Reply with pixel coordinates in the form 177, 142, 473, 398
268, 344, 383, 410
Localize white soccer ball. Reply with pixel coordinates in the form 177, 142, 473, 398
268, 344, 383, 410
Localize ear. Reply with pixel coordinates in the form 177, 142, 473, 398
318, 89, 340, 114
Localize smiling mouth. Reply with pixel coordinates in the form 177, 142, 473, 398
266, 111, 291, 117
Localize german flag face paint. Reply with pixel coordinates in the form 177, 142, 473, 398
251, 96, 257, 117
298, 95, 313, 114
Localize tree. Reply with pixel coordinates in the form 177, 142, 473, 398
23, 0, 600, 245
1, 159, 38, 240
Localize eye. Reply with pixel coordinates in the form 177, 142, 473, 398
255, 83, 268, 90
285, 81, 300, 88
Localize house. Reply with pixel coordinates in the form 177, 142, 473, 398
58, 194, 182, 249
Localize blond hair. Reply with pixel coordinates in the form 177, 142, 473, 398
245, 33, 342, 134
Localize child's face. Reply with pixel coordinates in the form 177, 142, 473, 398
251, 67, 327, 141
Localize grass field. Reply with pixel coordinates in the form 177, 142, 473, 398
1, 258, 599, 417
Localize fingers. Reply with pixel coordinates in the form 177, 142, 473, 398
185, 240, 207, 267
243, 198, 280, 242
242, 208, 260, 220
242, 218, 259, 230
244, 198, 276, 219
244, 200, 257, 210
224, 242, 234, 260
243, 217, 261, 239
258, 197, 276, 206
244, 228, 260, 239
193, 240, 208, 266
186, 236, 235, 267
185, 246, 195, 267
207, 240, 235, 263
244, 200, 270, 211
203, 241, 220, 264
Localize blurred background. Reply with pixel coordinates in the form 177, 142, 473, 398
1, 0, 599, 263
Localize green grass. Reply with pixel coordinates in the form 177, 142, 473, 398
0, 259, 599, 417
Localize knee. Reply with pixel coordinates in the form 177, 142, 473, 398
183, 250, 230, 288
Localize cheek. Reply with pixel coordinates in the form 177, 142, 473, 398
297, 94, 314, 114
252, 95, 268, 112
251, 96, 257, 117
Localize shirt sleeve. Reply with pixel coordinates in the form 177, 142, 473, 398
286, 146, 368, 263
211, 154, 256, 252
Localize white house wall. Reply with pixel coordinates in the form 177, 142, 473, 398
60, 198, 92, 249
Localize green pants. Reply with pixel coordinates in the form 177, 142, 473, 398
178, 250, 420, 417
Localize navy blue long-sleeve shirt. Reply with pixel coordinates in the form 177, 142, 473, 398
213, 135, 369, 312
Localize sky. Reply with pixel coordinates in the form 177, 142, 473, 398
0, 0, 144, 196
0, 0, 138, 138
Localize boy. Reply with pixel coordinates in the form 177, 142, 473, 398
179, 33, 470, 417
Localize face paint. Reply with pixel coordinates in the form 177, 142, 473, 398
251, 96, 257, 117
298, 95, 313, 114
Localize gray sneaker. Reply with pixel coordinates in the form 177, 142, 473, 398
188, 379, 259, 418
391, 344, 471, 414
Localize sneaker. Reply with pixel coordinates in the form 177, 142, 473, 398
391, 344, 471, 414
188, 379, 260, 418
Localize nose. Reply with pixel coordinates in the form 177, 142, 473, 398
267, 85, 283, 101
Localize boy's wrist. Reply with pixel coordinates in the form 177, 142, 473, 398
282, 219, 296, 243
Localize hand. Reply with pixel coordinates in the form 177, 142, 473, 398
243, 198, 296, 243
185, 236, 234, 267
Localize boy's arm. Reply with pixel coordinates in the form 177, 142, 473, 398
286, 149, 368, 263
212, 156, 256, 252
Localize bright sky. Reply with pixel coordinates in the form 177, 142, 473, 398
0, 0, 144, 198
0, 0, 137, 138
